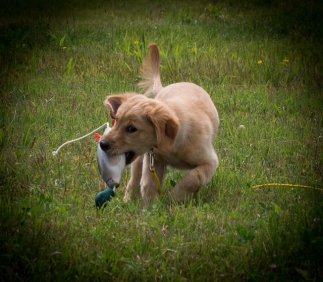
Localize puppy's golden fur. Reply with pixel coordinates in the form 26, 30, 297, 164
102, 44, 219, 203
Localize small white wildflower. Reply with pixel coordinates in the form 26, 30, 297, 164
270, 264, 277, 269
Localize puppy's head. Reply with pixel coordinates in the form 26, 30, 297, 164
102, 93, 179, 164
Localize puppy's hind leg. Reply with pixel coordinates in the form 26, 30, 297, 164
124, 155, 143, 202
171, 151, 219, 202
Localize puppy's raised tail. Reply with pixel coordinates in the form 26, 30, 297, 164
138, 43, 163, 97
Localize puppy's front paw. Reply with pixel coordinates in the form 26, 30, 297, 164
140, 184, 159, 204
123, 193, 132, 203
124, 188, 140, 202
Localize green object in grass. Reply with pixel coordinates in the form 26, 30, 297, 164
95, 187, 115, 208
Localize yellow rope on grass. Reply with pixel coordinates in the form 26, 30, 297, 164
252, 183, 323, 192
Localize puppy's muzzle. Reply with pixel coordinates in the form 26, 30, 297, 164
99, 140, 111, 151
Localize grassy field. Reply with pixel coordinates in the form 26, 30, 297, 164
1, 0, 322, 280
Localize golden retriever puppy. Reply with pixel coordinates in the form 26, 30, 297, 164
101, 44, 219, 203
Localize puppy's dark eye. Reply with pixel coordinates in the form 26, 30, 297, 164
126, 125, 137, 133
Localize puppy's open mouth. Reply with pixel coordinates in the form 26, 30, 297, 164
125, 151, 135, 165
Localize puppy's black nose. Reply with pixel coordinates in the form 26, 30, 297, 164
99, 140, 111, 151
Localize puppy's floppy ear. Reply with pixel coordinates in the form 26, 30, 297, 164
148, 106, 179, 152
103, 94, 132, 118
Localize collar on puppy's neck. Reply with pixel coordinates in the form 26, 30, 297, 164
148, 148, 155, 172
148, 148, 161, 194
